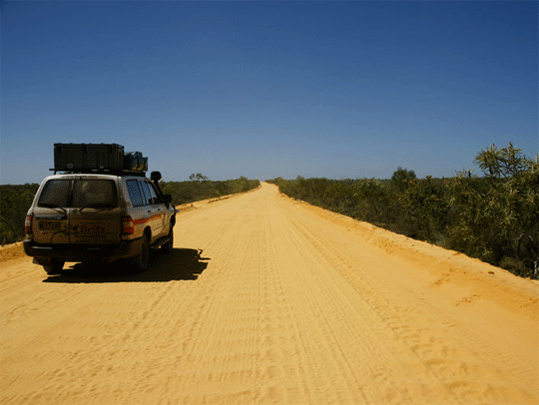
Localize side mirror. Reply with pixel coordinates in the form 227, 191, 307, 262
163, 194, 172, 204
151, 171, 162, 182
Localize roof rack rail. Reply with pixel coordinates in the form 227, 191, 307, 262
50, 168, 147, 177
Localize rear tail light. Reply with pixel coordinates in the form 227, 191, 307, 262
121, 216, 134, 235
25, 215, 33, 235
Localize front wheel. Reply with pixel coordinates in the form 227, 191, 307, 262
161, 229, 174, 254
43, 259, 64, 275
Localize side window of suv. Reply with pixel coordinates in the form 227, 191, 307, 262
126, 179, 144, 207
147, 182, 160, 204
140, 180, 160, 205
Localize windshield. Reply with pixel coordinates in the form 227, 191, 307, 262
38, 179, 118, 208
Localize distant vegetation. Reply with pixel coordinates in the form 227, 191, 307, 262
0, 175, 259, 245
269, 143, 538, 279
160, 175, 260, 205
0, 184, 39, 245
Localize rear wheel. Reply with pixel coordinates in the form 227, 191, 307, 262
43, 259, 64, 275
132, 234, 150, 272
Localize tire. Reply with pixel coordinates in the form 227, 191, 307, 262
43, 259, 64, 275
132, 234, 150, 272
161, 229, 174, 254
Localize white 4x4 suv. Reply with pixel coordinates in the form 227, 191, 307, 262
24, 171, 177, 275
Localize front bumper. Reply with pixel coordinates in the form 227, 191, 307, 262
23, 238, 142, 263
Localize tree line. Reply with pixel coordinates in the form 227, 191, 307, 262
160, 176, 260, 205
0, 176, 260, 245
269, 143, 538, 279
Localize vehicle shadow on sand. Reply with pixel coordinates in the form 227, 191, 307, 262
43, 248, 210, 283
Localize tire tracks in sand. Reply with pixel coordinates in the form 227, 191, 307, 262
1, 183, 537, 404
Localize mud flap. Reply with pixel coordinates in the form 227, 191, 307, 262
33, 257, 52, 265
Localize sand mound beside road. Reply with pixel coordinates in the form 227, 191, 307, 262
0, 242, 25, 262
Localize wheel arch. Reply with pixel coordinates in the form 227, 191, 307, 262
143, 226, 151, 241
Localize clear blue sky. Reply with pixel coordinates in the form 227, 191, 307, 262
1, 1, 537, 184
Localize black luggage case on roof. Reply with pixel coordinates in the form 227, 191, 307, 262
54, 143, 125, 172
124, 151, 148, 172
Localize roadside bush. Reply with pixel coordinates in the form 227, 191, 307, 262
0, 184, 39, 244
269, 143, 538, 278
399, 176, 450, 244
446, 144, 538, 277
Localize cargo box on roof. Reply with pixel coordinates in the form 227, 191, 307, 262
54, 143, 125, 172
53, 143, 148, 174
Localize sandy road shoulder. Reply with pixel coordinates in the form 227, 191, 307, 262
277, 188, 538, 316
0, 242, 26, 263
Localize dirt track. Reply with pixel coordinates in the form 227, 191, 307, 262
1, 182, 538, 405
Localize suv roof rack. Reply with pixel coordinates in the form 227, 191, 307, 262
49, 168, 148, 177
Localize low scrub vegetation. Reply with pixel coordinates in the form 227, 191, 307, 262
160, 176, 260, 205
0, 184, 39, 245
0, 176, 259, 245
269, 143, 538, 279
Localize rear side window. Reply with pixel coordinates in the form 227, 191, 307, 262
126, 179, 144, 207
37, 179, 118, 208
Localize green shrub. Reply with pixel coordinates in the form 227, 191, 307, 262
0, 184, 39, 244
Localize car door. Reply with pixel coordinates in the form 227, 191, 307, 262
147, 180, 168, 236
32, 178, 71, 245
68, 178, 122, 245
139, 179, 164, 239
125, 178, 149, 238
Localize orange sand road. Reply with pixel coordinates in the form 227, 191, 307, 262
1, 182, 538, 404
